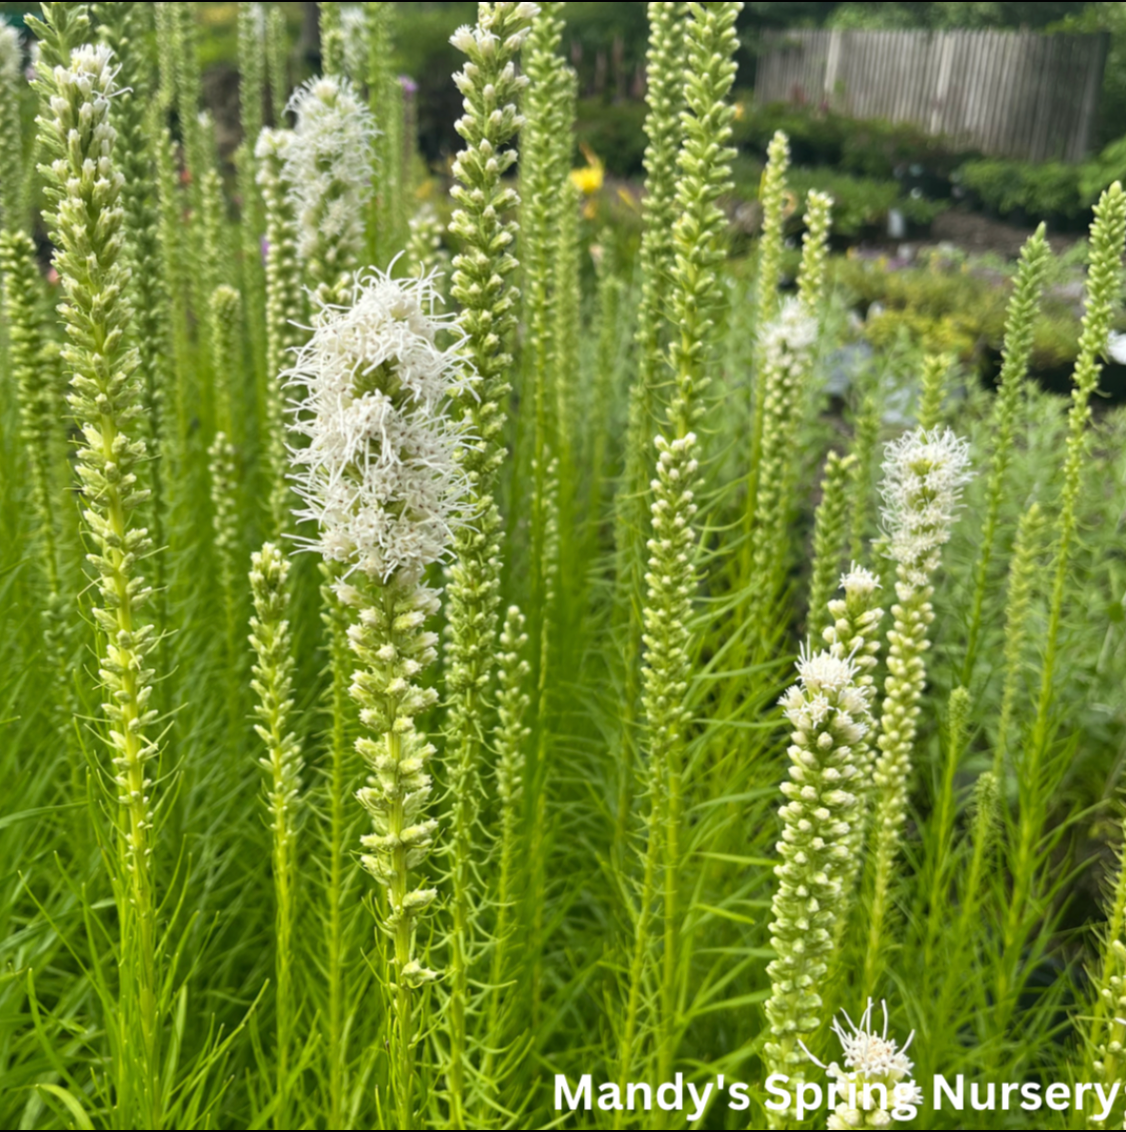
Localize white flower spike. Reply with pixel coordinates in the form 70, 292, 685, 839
879, 427, 972, 589
285, 268, 473, 585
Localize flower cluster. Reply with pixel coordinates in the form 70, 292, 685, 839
284, 75, 375, 300
285, 269, 472, 585
751, 296, 821, 606
641, 434, 701, 759
766, 649, 871, 1076
879, 427, 972, 589
804, 1001, 924, 1129
798, 189, 834, 313
0, 23, 22, 227
762, 295, 819, 374
37, 44, 159, 826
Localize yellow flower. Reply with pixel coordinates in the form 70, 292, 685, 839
570, 143, 604, 197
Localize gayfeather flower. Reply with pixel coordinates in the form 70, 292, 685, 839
285, 266, 471, 1129
879, 427, 972, 589
748, 296, 820, 614
284, 75, 376, 303
866, 425, 971, 992
765, 648, 870, 1095
286, 269, 472, 584
34, 37, 164, 1127
0, 24, 23, 229
824, 565, 885, 906
802, 1000, 924, 1130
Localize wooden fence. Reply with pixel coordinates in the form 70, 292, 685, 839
755, 29, 1109, 162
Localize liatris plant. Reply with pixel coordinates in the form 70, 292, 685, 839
745, 127, 792, 558
802, 1001, 924, 1130
633, 0, 742, 1084
1, 230, 61, 597
0, 24, 24, 230
624, 0, 686, 488
961, 225, 1050, 684
823, 566, 884, 910
757, 129, 791, 327
999, 182, 1126, 1035
808, 452, 859, 638
797, 189, 833, 315
444, 4, 537, 1120
257, 126, 304, 536
284, 75, 375, 306
616, 6, 686, 795
765, 651, 871, 1108
864, 427, 972, 992
365, 0, 401, 262
267, 3, 289, 123
285, 268, 470, 1130
319, 1, 344, 77
748, 296, 819, 611
482, 605, 532, 1082
405, 201, 448, 281
35, 39, 165, 1128
248, 543, 304, 1130
916, 353, 950, 431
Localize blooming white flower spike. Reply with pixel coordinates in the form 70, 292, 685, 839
766, 647, 871, 1078
285, 268, 473, 586
879, 427, 972, 590
284, 75, 376, 301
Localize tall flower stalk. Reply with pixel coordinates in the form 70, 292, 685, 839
284, 75, 376, 306
797, 189, 833, 314
518, 3, 570, 740
961, 226, 1050, 685
823, 565, 885, 912
808, 452, 858, 638
744, 129, 791, 570
1, 230, 61, 598
365, 1, 401, 263
286, 270, 471, 1131
444, 5, 537, 1123
747, 297, 819, 614
614, 1, 687, 863
267, 4, 289, 123
319, 1, 344, 76
864, 427, 971, 994
249, 544, 304, 1131
35, 40, 164, 1128
256, 127, 304, 536
629, 0, 742, 1086
96, 3, 170, 578
237, 2, 267, 348
0, 25, 24, 230
756, 130, 791, 327
765, 650, 870, 1121
481, 606, 532, 1086
1000, 182, 1126, 1019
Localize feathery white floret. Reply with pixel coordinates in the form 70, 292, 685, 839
762, 295, 818, 366
285, 269, 473, 584
879, 427, 972, 587
0, 24, 20, 86
802, 1001, 925, 1129
283, 75, 375, 271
